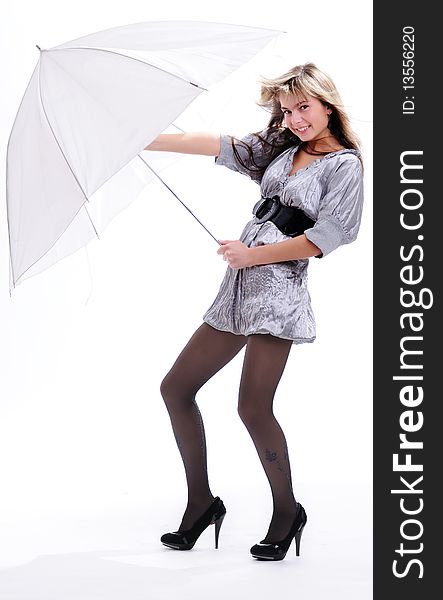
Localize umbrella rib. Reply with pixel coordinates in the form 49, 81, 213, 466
37, 57, 91, 207
83, 204, 100, 239
6, 63, 43, 290
9, 59, 102, 287
137, 154, 219, 245
11, 195, 102, 288
9, 59, 99, 290
47, 46, 208, 91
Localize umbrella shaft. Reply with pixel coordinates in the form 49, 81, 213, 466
138, 154, 220, 245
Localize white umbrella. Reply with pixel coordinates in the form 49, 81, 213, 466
6, 20, 282, 294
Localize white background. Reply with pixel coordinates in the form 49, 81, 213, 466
0, 1, 373, 598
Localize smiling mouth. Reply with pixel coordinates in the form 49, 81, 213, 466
296, 126, 310, 133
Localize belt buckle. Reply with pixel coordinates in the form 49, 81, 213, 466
252, 196, 281, 224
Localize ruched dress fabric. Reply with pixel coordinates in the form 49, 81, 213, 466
202, 128, 364, 344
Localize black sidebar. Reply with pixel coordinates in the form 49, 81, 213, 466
373, 1, 439, 597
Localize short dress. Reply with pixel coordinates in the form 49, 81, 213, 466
202, 127, 364, 344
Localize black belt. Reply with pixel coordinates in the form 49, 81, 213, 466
252, 196, 315, 238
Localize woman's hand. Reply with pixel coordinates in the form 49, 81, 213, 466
217, 240, 256, 269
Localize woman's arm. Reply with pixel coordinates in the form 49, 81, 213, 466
249, 235, 322, 264
144, 132, 221, 156
217, 235, 322, 269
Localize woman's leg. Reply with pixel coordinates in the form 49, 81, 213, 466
160, 323, 247, 530
237, 333, 297, 543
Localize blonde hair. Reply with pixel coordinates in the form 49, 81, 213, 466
230, 62, 362, 176
258, 62, 361, 155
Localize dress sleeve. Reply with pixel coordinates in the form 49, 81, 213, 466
215, 127, 287, 184
304, 156, 364, 258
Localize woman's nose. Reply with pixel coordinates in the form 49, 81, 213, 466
291, 113, 304, 126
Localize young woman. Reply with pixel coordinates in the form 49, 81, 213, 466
145, 62, 364, 561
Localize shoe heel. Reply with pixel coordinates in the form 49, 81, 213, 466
294, 525, 305, 556
214, 512, 225, 549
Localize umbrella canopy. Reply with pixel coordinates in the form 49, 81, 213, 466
6, 20, 281, 294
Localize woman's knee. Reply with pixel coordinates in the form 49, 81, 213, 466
159, 372, 196, 410
159, 374, 172, 400
159, 373, 182, 405
237, 398, 271, 428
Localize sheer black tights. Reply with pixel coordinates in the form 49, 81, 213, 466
160, 322, 297, 543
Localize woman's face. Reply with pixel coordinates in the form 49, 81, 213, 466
278, 92, 332, 144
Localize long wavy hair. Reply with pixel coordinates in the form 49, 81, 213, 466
231, 62, 362, 178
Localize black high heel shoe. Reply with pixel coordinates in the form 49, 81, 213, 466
161, 497, 226, 551
250, 502, 307, 561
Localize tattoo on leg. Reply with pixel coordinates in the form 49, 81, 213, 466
265, 448, 277, 462
265, 447, 294, 494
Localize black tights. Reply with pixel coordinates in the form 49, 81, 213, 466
160, 322, 297, 543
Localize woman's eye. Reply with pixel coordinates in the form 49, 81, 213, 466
282, 109, 291, 115
300, 105, 309, 110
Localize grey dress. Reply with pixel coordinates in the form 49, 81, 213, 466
202, 127, 364, 344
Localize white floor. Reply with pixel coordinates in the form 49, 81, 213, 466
0, 481, 372, 600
